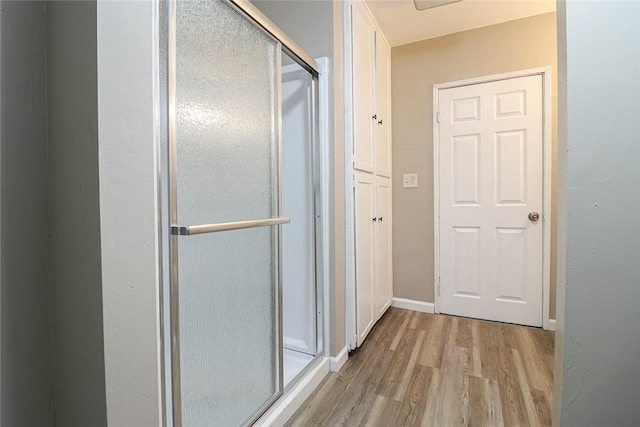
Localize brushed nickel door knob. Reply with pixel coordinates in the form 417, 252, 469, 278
528, 212, 540, 222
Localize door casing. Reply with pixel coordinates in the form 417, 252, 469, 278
433, 67, 553, 330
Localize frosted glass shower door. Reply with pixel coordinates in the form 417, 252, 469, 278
169, 0, 284, 425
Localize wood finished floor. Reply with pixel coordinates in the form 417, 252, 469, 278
287, 308, 554, 427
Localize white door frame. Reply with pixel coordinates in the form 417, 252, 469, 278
433, 67, 553, 330
316, 57, 332, 362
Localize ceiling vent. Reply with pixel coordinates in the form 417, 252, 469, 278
413, 0, 462, 11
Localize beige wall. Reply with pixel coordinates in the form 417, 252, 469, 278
391, 13, 558, 318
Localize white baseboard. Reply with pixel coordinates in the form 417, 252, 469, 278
391, 297, 435, 314
547, 319, 556, 331
254, 358, 330, 427
330, 346, 349, 372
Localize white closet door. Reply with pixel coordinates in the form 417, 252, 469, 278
354, 172, 376, 346
376, 177, 393, 318
376, 34, 391, 178
352, 1, 375, 173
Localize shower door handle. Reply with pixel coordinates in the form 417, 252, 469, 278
171, 217, 290, 236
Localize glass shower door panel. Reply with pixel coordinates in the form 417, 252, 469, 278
177, 228, 277, 426
173, 0, 280, 425
176, 0, 277, 226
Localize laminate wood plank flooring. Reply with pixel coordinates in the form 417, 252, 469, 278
287, 308, 554, 427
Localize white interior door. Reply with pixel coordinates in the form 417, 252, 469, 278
354, 172, 375, 346
438, 74, 543, 327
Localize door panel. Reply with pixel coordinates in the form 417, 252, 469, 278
376, 177, 392, 317
451, 226, 481, 298
175, 0, 277, 226
495, 130, 527, 205
176, 229, 278, 427
352, 2, 375, 173
354, 172, 375, 345
452, 134, 480, 205
438, 74, 543, 327
495, 227, 528, 301
376, 34, 391, 177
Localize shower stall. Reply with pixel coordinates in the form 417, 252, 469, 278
159, 0, 326, 425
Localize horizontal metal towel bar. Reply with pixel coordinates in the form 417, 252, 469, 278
171, 217, 290, 236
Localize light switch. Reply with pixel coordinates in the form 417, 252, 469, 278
403, 173, 418, 188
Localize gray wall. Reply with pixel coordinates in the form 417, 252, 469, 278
251, 0, 347, 356
0, 1, 107, 425
46, 1, 107, 426
97, 2, 163, 424
0, 1, 55, 425
558, 1, 640, 424
552, 2, 568, 423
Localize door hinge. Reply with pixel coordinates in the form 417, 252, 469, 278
436, 112, 440, 123
437, 277, 441, 295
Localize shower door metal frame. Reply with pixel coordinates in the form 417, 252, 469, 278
279, 52, 325, 387
161, 0, 321, 426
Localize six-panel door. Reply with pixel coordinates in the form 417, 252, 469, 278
438, 75, 544, 327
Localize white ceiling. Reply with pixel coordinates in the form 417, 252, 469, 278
364, 0, 556, 47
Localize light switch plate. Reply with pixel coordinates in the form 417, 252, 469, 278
403, 173, 418, 188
